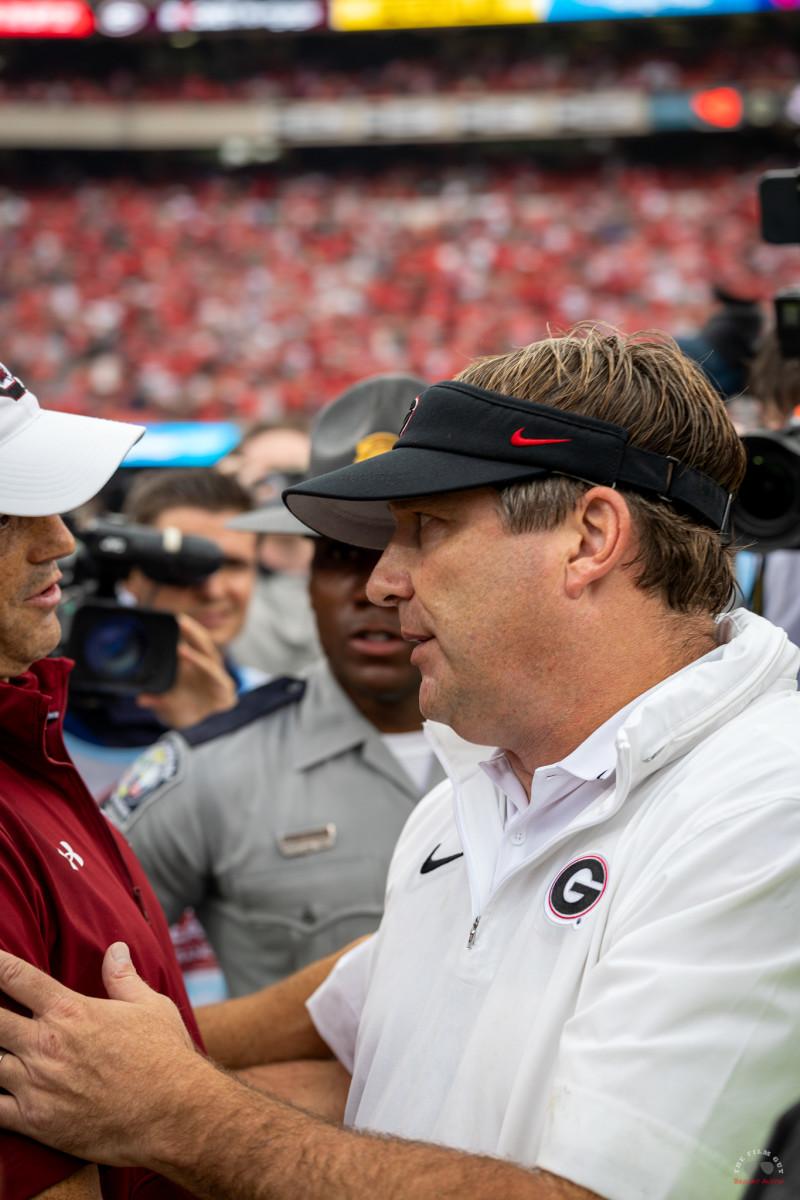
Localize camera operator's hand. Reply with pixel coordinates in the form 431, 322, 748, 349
136, 614, 238, 730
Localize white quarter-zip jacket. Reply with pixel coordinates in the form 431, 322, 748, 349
309, 609, 800, 1200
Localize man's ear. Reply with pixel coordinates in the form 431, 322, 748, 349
564, 486, 633, 600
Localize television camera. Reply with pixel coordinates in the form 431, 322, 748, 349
731, 167, 800, 551
59, 517, 222, 696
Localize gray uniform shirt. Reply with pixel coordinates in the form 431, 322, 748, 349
105, 660, 443, 997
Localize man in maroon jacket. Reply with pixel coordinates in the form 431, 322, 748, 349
0, 364, 202, 1200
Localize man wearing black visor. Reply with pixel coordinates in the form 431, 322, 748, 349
0, 329, 798, 1200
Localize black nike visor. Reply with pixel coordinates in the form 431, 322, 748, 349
283, 380, 734, 550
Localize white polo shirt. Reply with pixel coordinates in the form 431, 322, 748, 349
308, 611, 800, 1200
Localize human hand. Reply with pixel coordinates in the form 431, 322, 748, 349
0, 943, 212, 1168
136, 613, 237, 730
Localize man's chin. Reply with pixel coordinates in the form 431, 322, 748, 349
418, 678, 450, 725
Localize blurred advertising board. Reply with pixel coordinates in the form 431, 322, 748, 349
95, 0, 800, 35
329, 0, 540, 27
95, 0, 326, 35
121, 423, 242, 468
545, 0, 755, 17
156, 0, 326, 31
0, 0, 94, 35
329, 0, 792, 25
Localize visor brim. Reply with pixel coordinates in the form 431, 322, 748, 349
284, 446, 549, 549
0, 410, 144, 517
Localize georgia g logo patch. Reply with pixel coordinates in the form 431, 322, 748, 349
546, 855, 608, 924
0, 364, 25, 401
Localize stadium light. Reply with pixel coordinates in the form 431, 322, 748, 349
689, 86, 744, 129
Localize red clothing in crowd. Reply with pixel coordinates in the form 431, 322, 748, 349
0, 657, 201, 1199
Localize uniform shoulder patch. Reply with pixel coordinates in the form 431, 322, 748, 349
103, 738, 182, 827
182, 675, 306, 748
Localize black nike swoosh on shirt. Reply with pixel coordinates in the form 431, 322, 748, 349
420, 844, 465, 874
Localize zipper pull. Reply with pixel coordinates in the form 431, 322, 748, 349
467, 916, 481, 949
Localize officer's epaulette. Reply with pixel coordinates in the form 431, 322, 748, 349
183, 675, 306, 747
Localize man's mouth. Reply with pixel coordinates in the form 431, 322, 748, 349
400, 628, 434, 667
401, 627, 432, 645
195, 610, 231, 628
24, 580, 62, 608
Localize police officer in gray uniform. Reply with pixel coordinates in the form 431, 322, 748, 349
105, 375, 443, 998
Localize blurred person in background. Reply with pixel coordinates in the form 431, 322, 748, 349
64, 466, 266, 1007
103, 374, 444, 998
676, 285, 763, 399
736, 330, 800, 649
63, 466, 264, 801
220, 417, 323, 677
218, 417, 312, 507
0, 363, 203, 1200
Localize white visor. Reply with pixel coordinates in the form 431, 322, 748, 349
0, 366, 144, 516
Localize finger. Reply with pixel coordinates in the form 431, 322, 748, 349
176, 642, 230, 684
100, 944, 154, 1003
0, 1049, 27, 1094
176, 614, 221, 658
0, 950, 72, 1019
0, 1009, 33, 1059
0, 1093, 25, 1136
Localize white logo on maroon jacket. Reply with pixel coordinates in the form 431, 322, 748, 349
58, 841, 85, 871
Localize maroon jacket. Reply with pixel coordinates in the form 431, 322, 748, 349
0, 657, 202, 1199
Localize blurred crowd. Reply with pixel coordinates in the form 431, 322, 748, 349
1, 40, 798, 102
2, 159, 800, 423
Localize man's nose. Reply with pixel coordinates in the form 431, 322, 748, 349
31, 515, 75, 563
367, 541, 414, 608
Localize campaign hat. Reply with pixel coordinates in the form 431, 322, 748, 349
283, 379, 734, 549
228, 373, 427, 537
0, 363, 144, 516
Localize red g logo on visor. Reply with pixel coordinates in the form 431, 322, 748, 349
398, 396, 419, 438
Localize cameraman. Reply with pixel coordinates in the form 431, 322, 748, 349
63, 467, 263, 800
737, 331, 800, 647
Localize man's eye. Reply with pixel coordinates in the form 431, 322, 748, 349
417, 513, 434, 530
0, 515, 10, 530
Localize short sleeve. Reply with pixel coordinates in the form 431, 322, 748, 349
306, 937, 376, 1073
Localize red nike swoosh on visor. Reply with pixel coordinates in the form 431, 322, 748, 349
510, 429, 572, 446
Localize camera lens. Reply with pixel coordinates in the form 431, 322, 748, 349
738, 451, 797, 522
734, 433, 800, 549
83, 614, 149, 682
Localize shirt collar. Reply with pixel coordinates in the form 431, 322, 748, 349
479, 643, 726, 814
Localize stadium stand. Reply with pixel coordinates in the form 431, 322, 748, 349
2, 159, 799, 421
0, 40, 797, 101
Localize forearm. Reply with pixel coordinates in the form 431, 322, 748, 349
146, 1063, 598, 1200
196, 942, 364, 1068
235, 1059, 351, 1122
0, 946, 597, 1200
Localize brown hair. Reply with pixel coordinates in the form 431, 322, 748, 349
123, 466, 255, 527
454, 327, 746, 614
